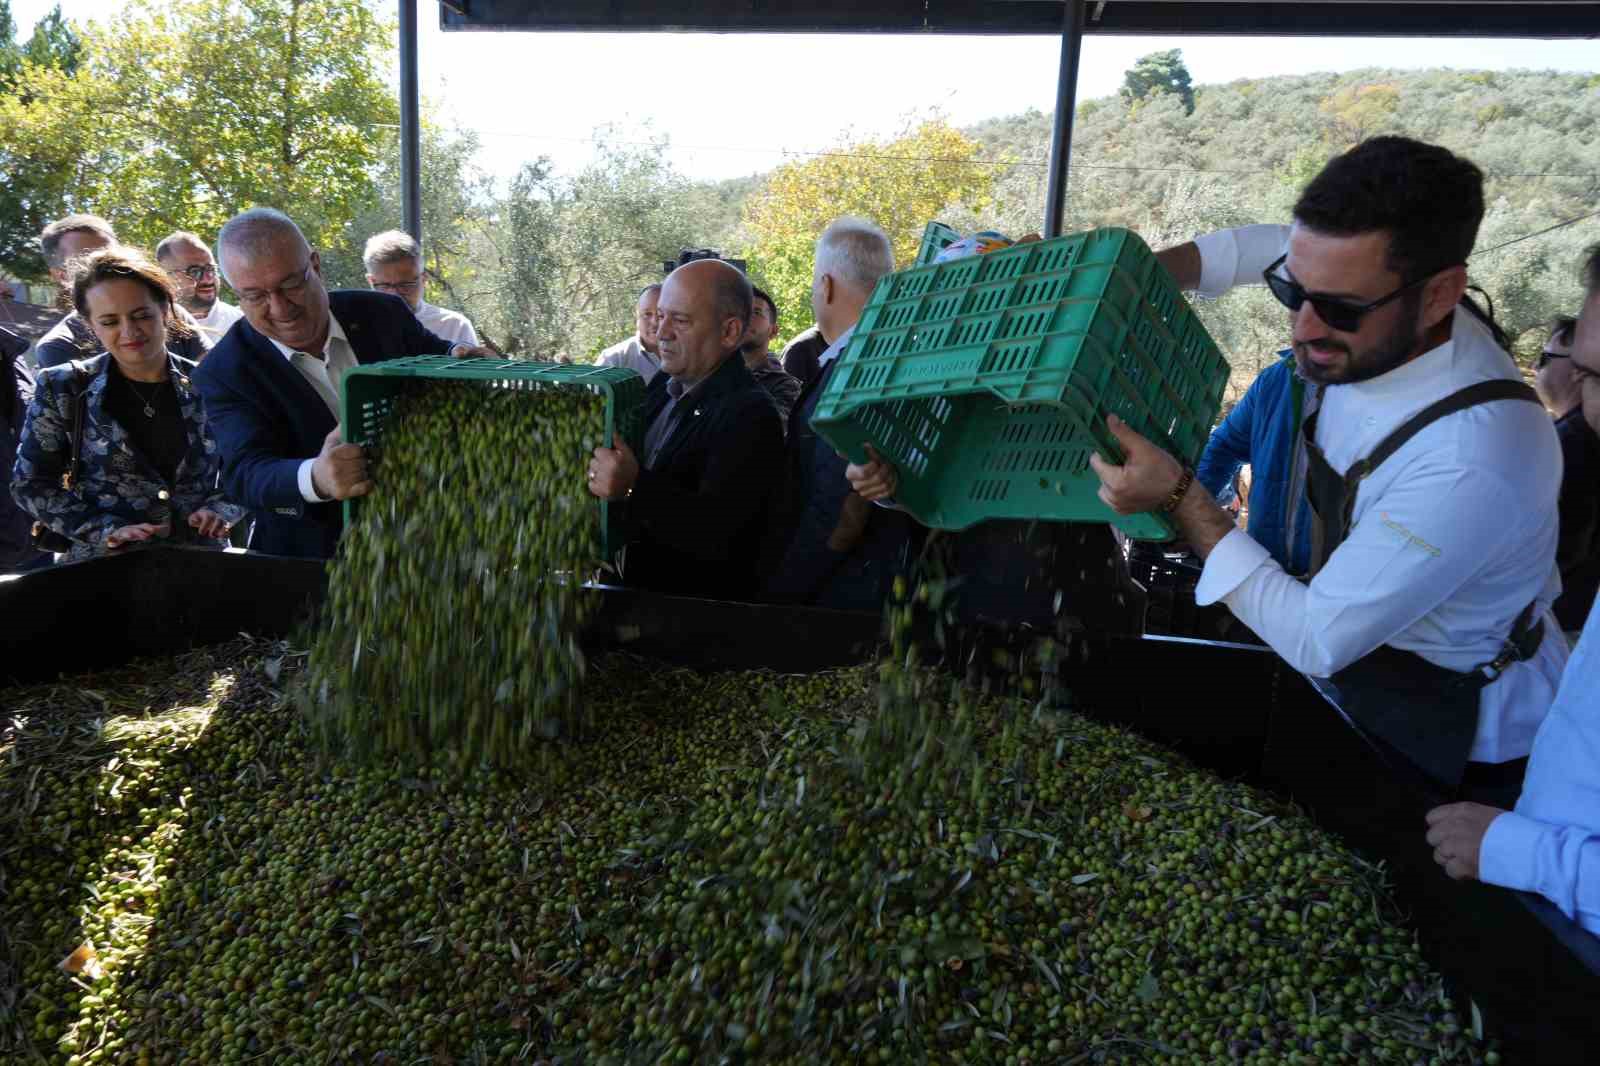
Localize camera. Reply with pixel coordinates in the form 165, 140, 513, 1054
663, 248, 747, 276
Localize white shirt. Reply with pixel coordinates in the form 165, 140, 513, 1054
194, 300, 245, 344
1479, 594, 1600, 934
817, 324, 854, 371
265, 317, 359, 504
414, 301, 478, 347
1191, 223, 1568, 763
596, 334, 661, 385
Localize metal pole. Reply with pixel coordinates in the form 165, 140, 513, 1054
1043, 0, 1085, 238
399, 0, 423, 241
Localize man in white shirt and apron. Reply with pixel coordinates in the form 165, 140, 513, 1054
1093, 136, 1569, 805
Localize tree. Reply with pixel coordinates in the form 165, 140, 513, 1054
1120, 49, 1195, 116
0, 1, 86, 276
0, 0, 396, 278
739, 119, 997, 339
1319, 82, 1401, 147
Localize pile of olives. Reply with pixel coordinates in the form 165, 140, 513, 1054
2, 634, 1495, 1065
301, 380, 607, 769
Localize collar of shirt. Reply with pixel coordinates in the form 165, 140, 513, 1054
267, 314, 351, 363
816, 324, 856, 370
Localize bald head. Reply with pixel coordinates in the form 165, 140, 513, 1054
656, 260, 752, 383
217, 208, 311, 287
216, 208, 331, 354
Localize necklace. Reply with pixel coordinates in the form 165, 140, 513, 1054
126, 376, 168, 419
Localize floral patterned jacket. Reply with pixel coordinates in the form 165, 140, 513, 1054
11, 352, 246, 561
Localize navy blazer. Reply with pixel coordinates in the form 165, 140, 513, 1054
621, 353, 784, 600
191, 291, 453, 559
763, 356, 912, 611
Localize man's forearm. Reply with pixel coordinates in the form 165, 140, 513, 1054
1155, 241, 1202, 291
1170, 477, 1237, 559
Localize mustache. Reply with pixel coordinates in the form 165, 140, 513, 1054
1295, 339, 1350, 357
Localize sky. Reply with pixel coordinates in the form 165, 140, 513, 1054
11, 0, 1600, 183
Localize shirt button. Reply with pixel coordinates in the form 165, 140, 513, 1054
1364, 417, 1377, 426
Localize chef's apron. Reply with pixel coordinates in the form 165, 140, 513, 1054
1302, 379, 1545, 794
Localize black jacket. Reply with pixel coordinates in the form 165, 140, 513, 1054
192, 291, 453, 559
1554, 407, 1600, 630
0, 326, 40, 568
621, 353, 784, 600
763, 356, 912, 611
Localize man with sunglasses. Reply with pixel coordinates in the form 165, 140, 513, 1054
156, 231, 245, 343
194, 208, 493, 559
1094, 136, 1568, 804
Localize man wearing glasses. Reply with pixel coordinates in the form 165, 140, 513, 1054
1535, 314, 1600, 635
156, 231, 246, 343
1093, 136, 1568, 804
362, 230, 480, 348
193, 208, 491, 559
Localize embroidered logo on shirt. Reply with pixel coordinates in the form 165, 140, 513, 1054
1379, 512, 1441, 557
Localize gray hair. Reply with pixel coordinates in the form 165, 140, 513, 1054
216, 208, 310, 285
637, 282, 663, 304
154, 230, 211, 265
40, 214, 116, 269
816, 216, 893, 293
363, 229, 422, 273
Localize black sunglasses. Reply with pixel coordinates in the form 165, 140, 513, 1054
1536, 349, 1570, 370
1262, 254, 1454, 333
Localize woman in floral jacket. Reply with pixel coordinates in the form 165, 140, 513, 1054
11, 245, 245, 562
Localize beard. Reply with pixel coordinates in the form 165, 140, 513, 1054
1293, 293, 1423, 386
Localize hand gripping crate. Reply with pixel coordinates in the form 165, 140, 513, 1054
339, 356, 646, 559
811, 227, 1230, 541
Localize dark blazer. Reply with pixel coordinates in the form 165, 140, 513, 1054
191, 290, 453, 559
622, 353, 784, 600
763, 356, 913, 612
1, 327, 41, 567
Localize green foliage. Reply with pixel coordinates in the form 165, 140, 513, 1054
739, 119, 998, 339
0, 1, 85, 275
1120, 48, 1196, 116
0, 0, 395, 279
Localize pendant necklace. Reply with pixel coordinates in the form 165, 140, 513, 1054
127, 377, 167, 419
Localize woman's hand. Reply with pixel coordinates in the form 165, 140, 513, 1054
106, 522, 171, 549
188, 509, 232, 539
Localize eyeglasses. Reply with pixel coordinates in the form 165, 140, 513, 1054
237, 262, 314, 310
1536, 349, 1570, 370
1262, 254, 1453, 333
176, 264, 217, 282
372, 276, 423, 294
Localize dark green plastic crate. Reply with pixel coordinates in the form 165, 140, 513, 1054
339, 356, 646, 559
915, 221, 962, 266
812, 227, 1230, 541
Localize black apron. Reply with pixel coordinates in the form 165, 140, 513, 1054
1302, 379, 1545, 793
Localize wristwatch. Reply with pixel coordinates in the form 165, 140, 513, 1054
1161, 464, 1196, 514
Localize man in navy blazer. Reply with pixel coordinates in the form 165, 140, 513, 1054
193, 208, 489, 559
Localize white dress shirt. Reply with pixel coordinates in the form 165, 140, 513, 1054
414, 301, 479, 347
596, 334, 662, 385
266, 317, 359, 504
1478, 593, 1600, 934
195, 300, 245, 343
816, 325, 854, 371
1190, 224, 1568, 763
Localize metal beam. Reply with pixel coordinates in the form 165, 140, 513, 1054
1043, 1, 1085, 239
399, 0, 423, 242
440, 2, 1600, 38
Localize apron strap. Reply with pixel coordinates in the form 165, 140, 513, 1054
1343, 379, 1541, 484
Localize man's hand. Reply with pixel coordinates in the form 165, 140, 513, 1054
1088, 415, 1186, 515
311, 426, 373, 501
844, 444, 897, 501
449, 343, 496, 359
107, 522, 170, 549
1424, 802, 1505, 882
188, 508, 232, 539
589, 438, 639, 501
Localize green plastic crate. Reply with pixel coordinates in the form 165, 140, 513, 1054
915, 221, 962, 266
339, 356, 647, 559
811, 227, 1230, 541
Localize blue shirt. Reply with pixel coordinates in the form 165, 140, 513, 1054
1479, 595, 1600, 935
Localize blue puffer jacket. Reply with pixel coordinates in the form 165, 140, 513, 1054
1197, 351, 1315, 576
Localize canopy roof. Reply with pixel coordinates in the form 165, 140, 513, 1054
438, 1, 1600, 38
